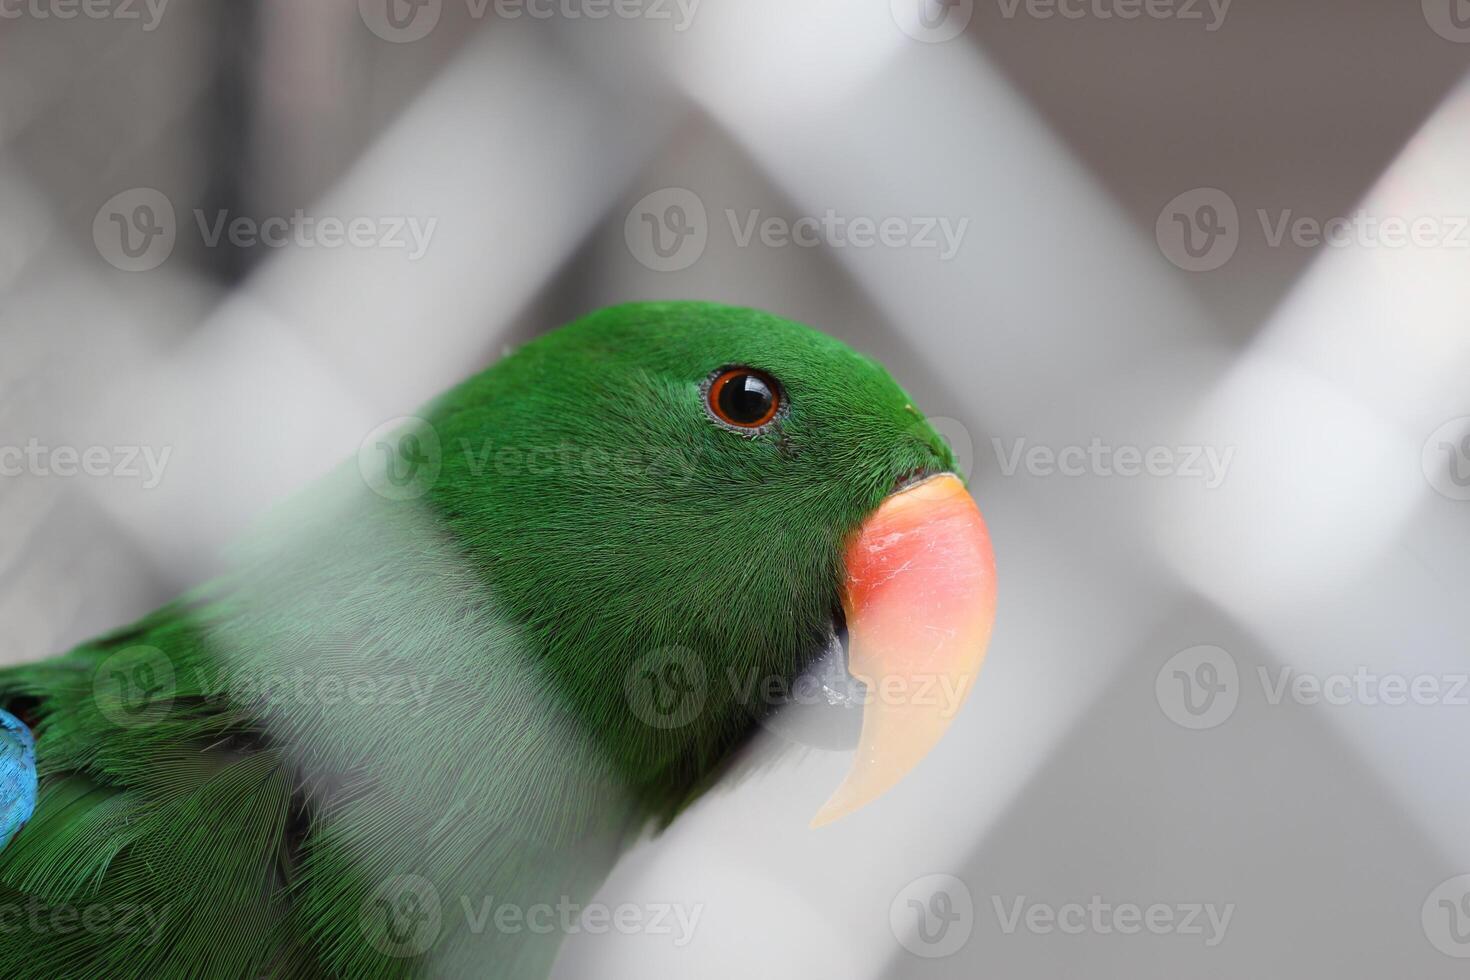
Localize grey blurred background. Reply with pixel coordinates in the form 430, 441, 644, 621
4, 0, 1470, 976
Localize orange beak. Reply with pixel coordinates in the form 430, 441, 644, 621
812, 473, 997, 827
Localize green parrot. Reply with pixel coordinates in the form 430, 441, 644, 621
0, 301, 996, 979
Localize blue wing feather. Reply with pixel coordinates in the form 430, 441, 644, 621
0, 709, 36, 850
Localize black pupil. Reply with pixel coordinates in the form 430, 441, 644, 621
719, 373, 774, 424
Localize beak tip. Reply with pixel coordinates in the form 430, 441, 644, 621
809, 795, 854, 829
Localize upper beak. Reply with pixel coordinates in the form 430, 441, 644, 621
812, 473, 996, 827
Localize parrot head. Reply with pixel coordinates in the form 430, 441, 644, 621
420, 301, 997, 827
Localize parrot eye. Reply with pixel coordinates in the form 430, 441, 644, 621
704, 367, 783, 432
